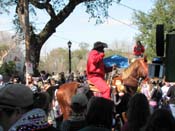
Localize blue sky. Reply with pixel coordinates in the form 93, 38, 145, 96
0, 0, 154, 55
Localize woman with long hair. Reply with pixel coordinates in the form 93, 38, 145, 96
121, 93, 150, 131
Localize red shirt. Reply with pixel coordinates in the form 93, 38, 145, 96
133, 45, 145, 56
86, 50, 105, 79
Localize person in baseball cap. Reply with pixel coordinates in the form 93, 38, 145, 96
0, 84, 57, 131
0, 84, 34, 131
0, 83, 34, 109
71, 93, 88, 110
60, 93, 88, 131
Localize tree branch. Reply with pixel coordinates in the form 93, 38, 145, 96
30, 0, 56, 18
45, 3, 56, 18
37, 0, 90, 45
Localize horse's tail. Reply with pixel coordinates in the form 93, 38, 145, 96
56, 82, 80, 120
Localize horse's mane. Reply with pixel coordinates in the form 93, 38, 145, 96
122, 59, 142, 79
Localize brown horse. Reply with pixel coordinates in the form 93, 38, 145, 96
56, 82, 93, 120
56, 82, 80, 120
111, 57, 148, 96
56, 58, 148, 120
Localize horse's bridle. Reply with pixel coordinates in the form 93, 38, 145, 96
126, 59, 148, 86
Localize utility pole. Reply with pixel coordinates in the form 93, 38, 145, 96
67, 41, 72, 74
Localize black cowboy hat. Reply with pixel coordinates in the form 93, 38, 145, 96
93, 41, 108, 49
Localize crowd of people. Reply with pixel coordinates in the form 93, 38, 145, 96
0, 80, 175, 131
140, 79, 175, 117
0, 41, 175, 131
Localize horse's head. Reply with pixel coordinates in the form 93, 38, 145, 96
122, 58, 148, 81
110, 58, 148, 93
137, 58, 148, 80
120, 58, 148, 95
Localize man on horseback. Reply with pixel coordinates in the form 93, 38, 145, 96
86, 41, 115, 99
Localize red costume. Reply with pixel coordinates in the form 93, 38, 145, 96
133, 44, 145, 57
86, 50, 112, 99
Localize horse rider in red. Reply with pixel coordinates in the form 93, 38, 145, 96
86, 41, 114, 99
133, 40, 145, 57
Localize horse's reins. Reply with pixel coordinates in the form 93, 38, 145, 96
109, 67, 117, 85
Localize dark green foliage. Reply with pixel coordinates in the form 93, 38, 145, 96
85, 0, 121, 24
0, 61, 16, 76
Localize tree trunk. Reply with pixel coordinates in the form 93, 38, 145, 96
17, 0, 90, 76
28, 36, 42, 76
